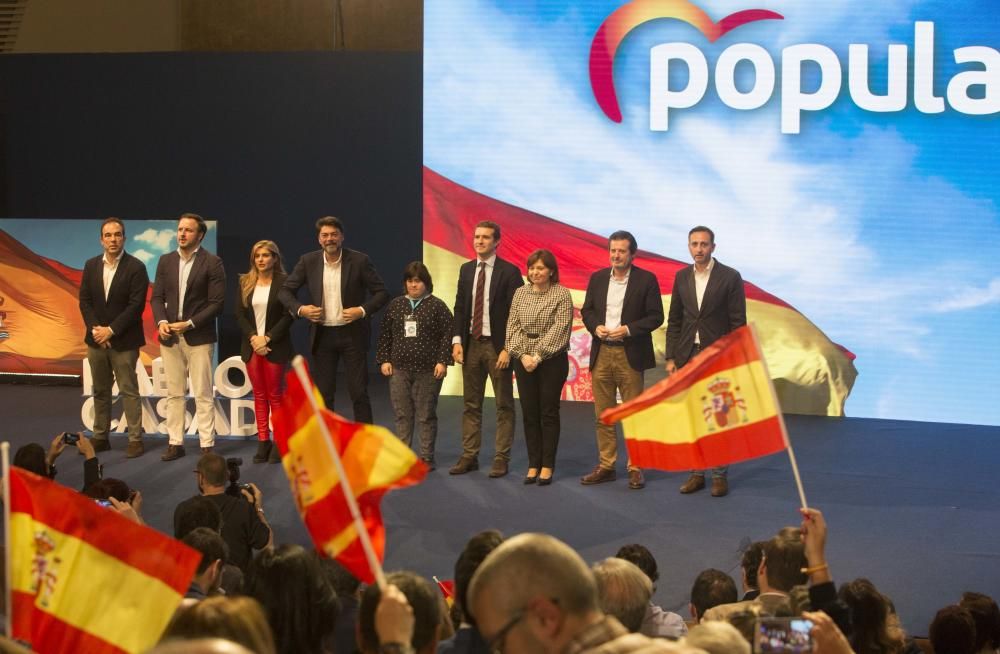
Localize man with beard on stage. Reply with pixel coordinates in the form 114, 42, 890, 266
79, 217, 150, 458
666, 226, 746, 497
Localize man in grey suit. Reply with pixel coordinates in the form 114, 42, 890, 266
581, 231, 664, 490
151, 213, 226, 462
279, 216, 389, 423
665, 225, 747, 497
79, 217, 150, 458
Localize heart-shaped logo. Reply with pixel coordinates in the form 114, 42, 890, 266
590, 0, 784, 122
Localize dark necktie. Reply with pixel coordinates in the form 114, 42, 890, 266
472, 261, 486, 338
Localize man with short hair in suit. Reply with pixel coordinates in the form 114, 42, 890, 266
580, 231, 664, 490
151, 213, 226, 462
78, 217, 150, 458
279, 215, 389, 423
449, 220, 523, 478
666, 225, 746, 497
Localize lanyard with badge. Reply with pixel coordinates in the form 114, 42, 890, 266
404, 296, 424, 338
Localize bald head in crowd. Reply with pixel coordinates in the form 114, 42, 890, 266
469, 533, 706, 654
592, 557, 653, 633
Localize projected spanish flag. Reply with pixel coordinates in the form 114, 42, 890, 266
8, 467, 199, 654
602, 325, 786, 471
271, 362, 427, 584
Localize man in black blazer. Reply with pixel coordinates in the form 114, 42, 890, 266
449, 220, 523, 477
279, 216, 389, 423
151, 213, 226, 462
78, 218, 150, 458
581, 231, 664, 490
666, 225, 747, 497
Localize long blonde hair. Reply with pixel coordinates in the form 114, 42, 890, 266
240, 240, 285, 306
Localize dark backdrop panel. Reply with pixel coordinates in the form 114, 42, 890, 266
0, 51, 421, 361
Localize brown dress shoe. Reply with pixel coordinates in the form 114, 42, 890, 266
488, 458, 509, 478
125, 441, 144, 459
201, 446, 214, 454
711, 477, 729, 497
449, 457, 479, 475
679, 474, 706, 494
627, 469, 645, 490
161, 444, 186, 461
91, 438, 111, 453
580, 465, 616, 485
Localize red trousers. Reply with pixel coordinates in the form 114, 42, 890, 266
246, 354, 285, 441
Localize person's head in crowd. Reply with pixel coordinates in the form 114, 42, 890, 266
960, 592, 1000, 654
615, 543, 660, 590
321, 558, 361, 601
84, 478, 133, 503
146, 638, 255, 654
454, 529, 504, 627
160, 596, 276, 654
318, 560, 362, 654
690, 569, 738, 623
740, 541, 765, 596
759, 529, 807, 593
592, 557, 652, 633
182, 528, 228, 598
13, 443, 50, 477
401, 261, 434, 298
837, 578, 908, 654
174, 495, 223, 539
930, 605, 978, 654
468, 533, 603, 653
359, 571, 441, 654
245, 544, 339, 654
683, 620, 751, 654
196, 453, 228, 492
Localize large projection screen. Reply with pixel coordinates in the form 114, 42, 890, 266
423, 0, 999, 426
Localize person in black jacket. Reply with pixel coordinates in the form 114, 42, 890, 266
236, 240, 294, 464
78, 218, 149, 458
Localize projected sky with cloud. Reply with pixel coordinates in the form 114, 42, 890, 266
424, 0, 1000, 425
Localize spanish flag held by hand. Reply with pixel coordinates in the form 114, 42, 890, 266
7, 467, 200, 654
602, 325, 787, 471
271, 360, 427, 584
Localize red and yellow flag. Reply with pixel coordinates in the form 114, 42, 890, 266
435, 577, 456, 607
271, 363, 428, 584
7, 467, 199, 654
601, 325, 787, 471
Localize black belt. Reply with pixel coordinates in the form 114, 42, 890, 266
472, 335, 491, 342
601, 340, 625, 347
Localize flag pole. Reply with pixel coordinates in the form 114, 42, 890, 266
2, 441, 12, 637
749, 324, 809, 510
290, 356, 387, 589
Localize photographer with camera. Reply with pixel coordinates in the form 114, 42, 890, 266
173, 452, 272, 571
13, 431, 103, 491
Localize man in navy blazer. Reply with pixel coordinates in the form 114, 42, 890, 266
151, 213, 226, 462
449, 221, 523, 478
78, 218, 149, 458
666, 226, 746, 497
279, 216, 389, 423
581, 231, 664, 490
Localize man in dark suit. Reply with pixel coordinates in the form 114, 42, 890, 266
279, 215, 389, 423
666, 225, 746, 497
151, 213, 226, 462
449, 221, 522, 478
78, 217, 150, 458
580, 231, 664, 490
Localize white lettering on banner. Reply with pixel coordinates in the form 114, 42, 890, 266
80, 355, 260, 437
647, 22, 999, 134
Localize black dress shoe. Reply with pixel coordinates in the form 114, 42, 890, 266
538, 476, 553, 486
253, 441, 272, 463
523, 474, 538, 485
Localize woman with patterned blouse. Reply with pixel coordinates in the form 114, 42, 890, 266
505, 249, 574, 485
375, 261, 454, 469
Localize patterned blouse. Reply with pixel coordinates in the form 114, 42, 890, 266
505, 283, 573, 361
375, 294, 454, 372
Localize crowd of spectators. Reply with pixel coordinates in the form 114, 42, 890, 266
7, 434, 999, 654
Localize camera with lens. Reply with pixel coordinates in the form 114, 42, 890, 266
225, 457, 253, 501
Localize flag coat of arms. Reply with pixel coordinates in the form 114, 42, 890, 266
271, 362, 427, 584
7, 467, 200, 654
601, 325, 787, 471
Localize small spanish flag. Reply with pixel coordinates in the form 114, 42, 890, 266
271, 361, 427, 584
602, 325, 787, 471
7, 467, 200, 654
